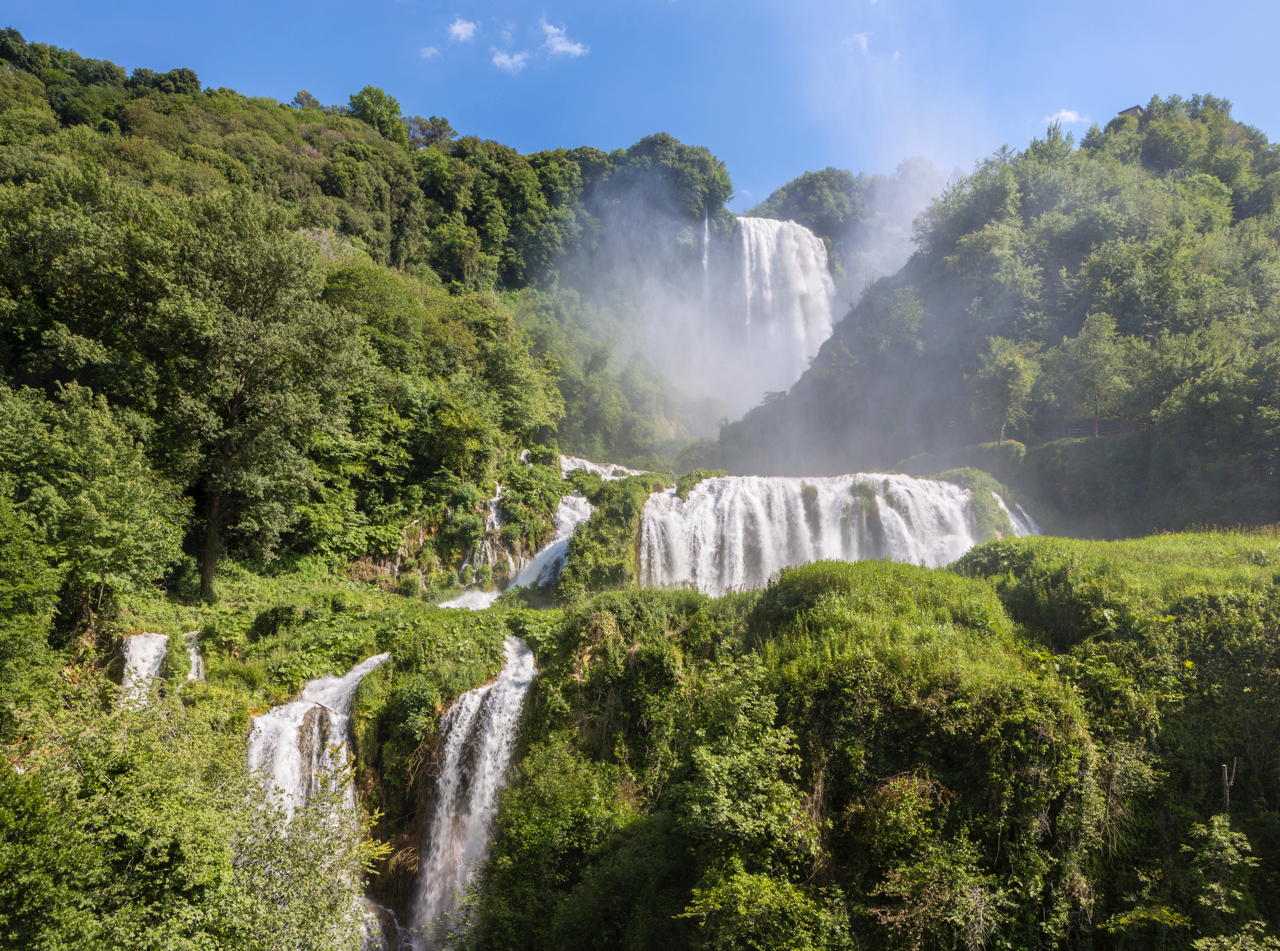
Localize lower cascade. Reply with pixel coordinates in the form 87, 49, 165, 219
246, 653, 391, 818
409, 637, 537, 949
640, 473, 1036, 596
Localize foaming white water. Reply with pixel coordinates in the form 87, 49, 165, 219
438, 589, 502, 610
410, 637, 537, 949
246, 653, 390, 818
994, 493, 1042, 537
560, 454, 643, 481
640, 473, 1036, 596
184, 631, 205, 681
508, 493, 595, 589
734, 217, 835, 392
467, 484, 516, 577
121, 633, 169, 707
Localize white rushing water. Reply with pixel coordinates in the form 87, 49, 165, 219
409, 637, 537, 949
184, 631, 205, 681
439, 494, 595, 611
246, 653, 390, 818
640, 473, 1036, 596
733, 216, 836, 393
465, 484, 516, 577
120, 633, 170, 707
994, 492, 1042, 537
559, 454, 644, 481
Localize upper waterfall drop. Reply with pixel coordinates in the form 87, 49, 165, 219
639, 473, 1036, 597
733, 216, 836, 392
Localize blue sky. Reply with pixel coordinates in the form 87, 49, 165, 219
7, 0, 1279, 209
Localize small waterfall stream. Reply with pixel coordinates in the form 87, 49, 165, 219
440, 455, 629, 610
409, 637, 537, 949
184, 631, 205, 681
120, 633, 170, 707
246, 653, 390, 818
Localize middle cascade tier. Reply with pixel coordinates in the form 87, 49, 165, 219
640, 473, 1033, 596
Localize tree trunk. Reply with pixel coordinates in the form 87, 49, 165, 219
200, 493, 222, 601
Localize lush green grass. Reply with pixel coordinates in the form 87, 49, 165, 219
956, 529, 1280, 649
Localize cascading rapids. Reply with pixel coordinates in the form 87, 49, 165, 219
640, 473, 1036, 596
246, 653, 390, 818
440, 454, 623, 610
409, 637, 537, 949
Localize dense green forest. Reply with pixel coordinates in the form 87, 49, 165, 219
3, 24, 1280, 951
717, 96, 1280, 535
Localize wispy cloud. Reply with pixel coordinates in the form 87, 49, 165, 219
541, 18, 588, 56
419, 45, 440, 59
449, 18, 478, 42
1043, 108, 1087, 124
492, 49, 530, 73
845, 32, 871, 54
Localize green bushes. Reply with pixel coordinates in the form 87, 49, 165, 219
556, 472, 670, 602
467, 562, 1107, 951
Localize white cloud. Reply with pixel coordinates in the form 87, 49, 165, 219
419, 45, 440, 59
541, 18, 589, 56
492, 49, 530, 72
1043, 108, 1087, 125
449, 18, 478, 42
847, 32, 871, 54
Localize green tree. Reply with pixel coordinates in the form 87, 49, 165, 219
680, 862, 855, 951
406, 114, 456, 150
0, 492, 60, 735
1051, 313, 1131, 436
291, 89, 321, 110
972, 336, 1040, 442
348, 85, 409, 149
173, 193, 366, 598
0, 383, 186, 619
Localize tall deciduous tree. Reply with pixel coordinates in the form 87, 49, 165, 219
972, 336, 1040, 442
348, 85, 409, 149
172, 193, 365, 598
1052, 313, 1131, 437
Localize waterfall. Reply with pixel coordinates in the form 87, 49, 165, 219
120, 633, 169, 707
184, 631, 205, 681
639, 473, 1036, 596
441, 454, 628, 611
246, 653, 390, 818
440, 493, 595, 610
994, 492, 1042, 536
409, 637, 537, 949
733, 217, 835, 390
466, 485, 516, 577
508, 493, 595, 589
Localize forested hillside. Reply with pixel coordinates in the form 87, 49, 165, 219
0, 27, 740, 611
721, 97, 1280, 535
